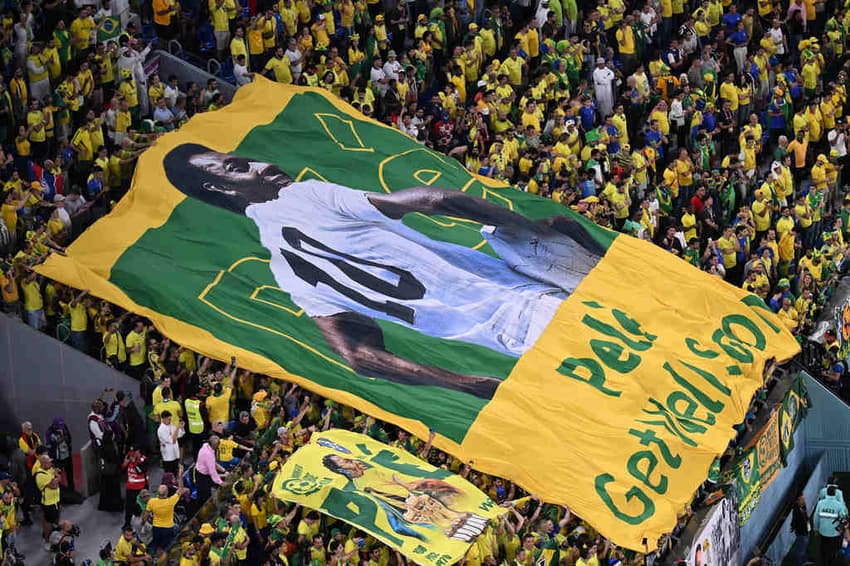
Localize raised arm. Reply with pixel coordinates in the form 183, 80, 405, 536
367, 186, 521, 227
368, 186, 606, 256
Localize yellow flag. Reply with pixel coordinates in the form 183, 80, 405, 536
36, 79, 800, 550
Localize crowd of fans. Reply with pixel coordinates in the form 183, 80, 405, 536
2, 0, 850, 560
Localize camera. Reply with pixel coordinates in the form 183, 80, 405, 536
69, 524, 81, 537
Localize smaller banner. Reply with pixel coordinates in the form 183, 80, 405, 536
272, 430, 504, 566
834, 298, 850, 360
735, 450, 761, 526
686, 497, 740, 565
750, 412, 781, 491
779, 375, 809, 464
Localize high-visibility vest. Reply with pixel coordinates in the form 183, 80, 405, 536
185, 398, 204, 434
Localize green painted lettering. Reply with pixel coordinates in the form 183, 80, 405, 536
667, 391, 716, 426
741, 295, 782, 334
722, 314, 766, 351
712, 329, 754, 363
628, 428, 682, 468
639, 398, 704, 446
612, 308, 658, 342
590, 339, 641, 373
479, 499, 496, 511
594, 474, 656, 524
627, 450, 668, 494
685, 337, 720, 359
662, 361, 727, 413
645, 398, 708, 435
582, 313, 654, 352
556, 357, 622, 397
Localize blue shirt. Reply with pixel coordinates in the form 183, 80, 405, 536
579, 105, 596, 131
768, 101, 786, 129
581, 179, 596, 198
86, 176, 103, 198
646, 129, 664, 157
729, 30, 748, 46
702, 112, 716, 133
605, 125, 620, 154
722, 12, 742, 31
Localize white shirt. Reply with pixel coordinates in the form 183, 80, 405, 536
285, 48, 303, 74
383, 60, 402, 81
592, 66, 615, 89
88, 412, 104, 442
57, 206, 72, 230
246, 181, 581, 357
535, 3, 551, 30
829, 129, 847, 157
669, 99, 685, 126
164, 84, 181, 107
398, 120, 418, 138
234, 63, 252, 86
13, 22, 30, 54
640, 7, 657, 34
157, 423, 180, 462
767, 27, 785, 54
26, 57, 47, 81
370, 66, 387, 87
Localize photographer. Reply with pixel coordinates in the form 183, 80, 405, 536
48, 520, 79, 566
812, 484, 848, 565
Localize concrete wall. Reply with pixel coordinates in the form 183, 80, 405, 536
0, 313, 140, 459
804, 374, 850, 472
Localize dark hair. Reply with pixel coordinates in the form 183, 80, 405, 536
163, 143, 248, 214
163, 143, 291, 214
161, 410, 172, 419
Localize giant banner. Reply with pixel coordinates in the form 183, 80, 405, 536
37, 80, 800, 550
272, 430, 503, 566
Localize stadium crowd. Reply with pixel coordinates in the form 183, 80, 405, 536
2, 0, 850, 560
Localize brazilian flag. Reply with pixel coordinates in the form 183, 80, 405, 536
97, 17, 121, 43
534, 538, 560, 566
656, 185, 673, 215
